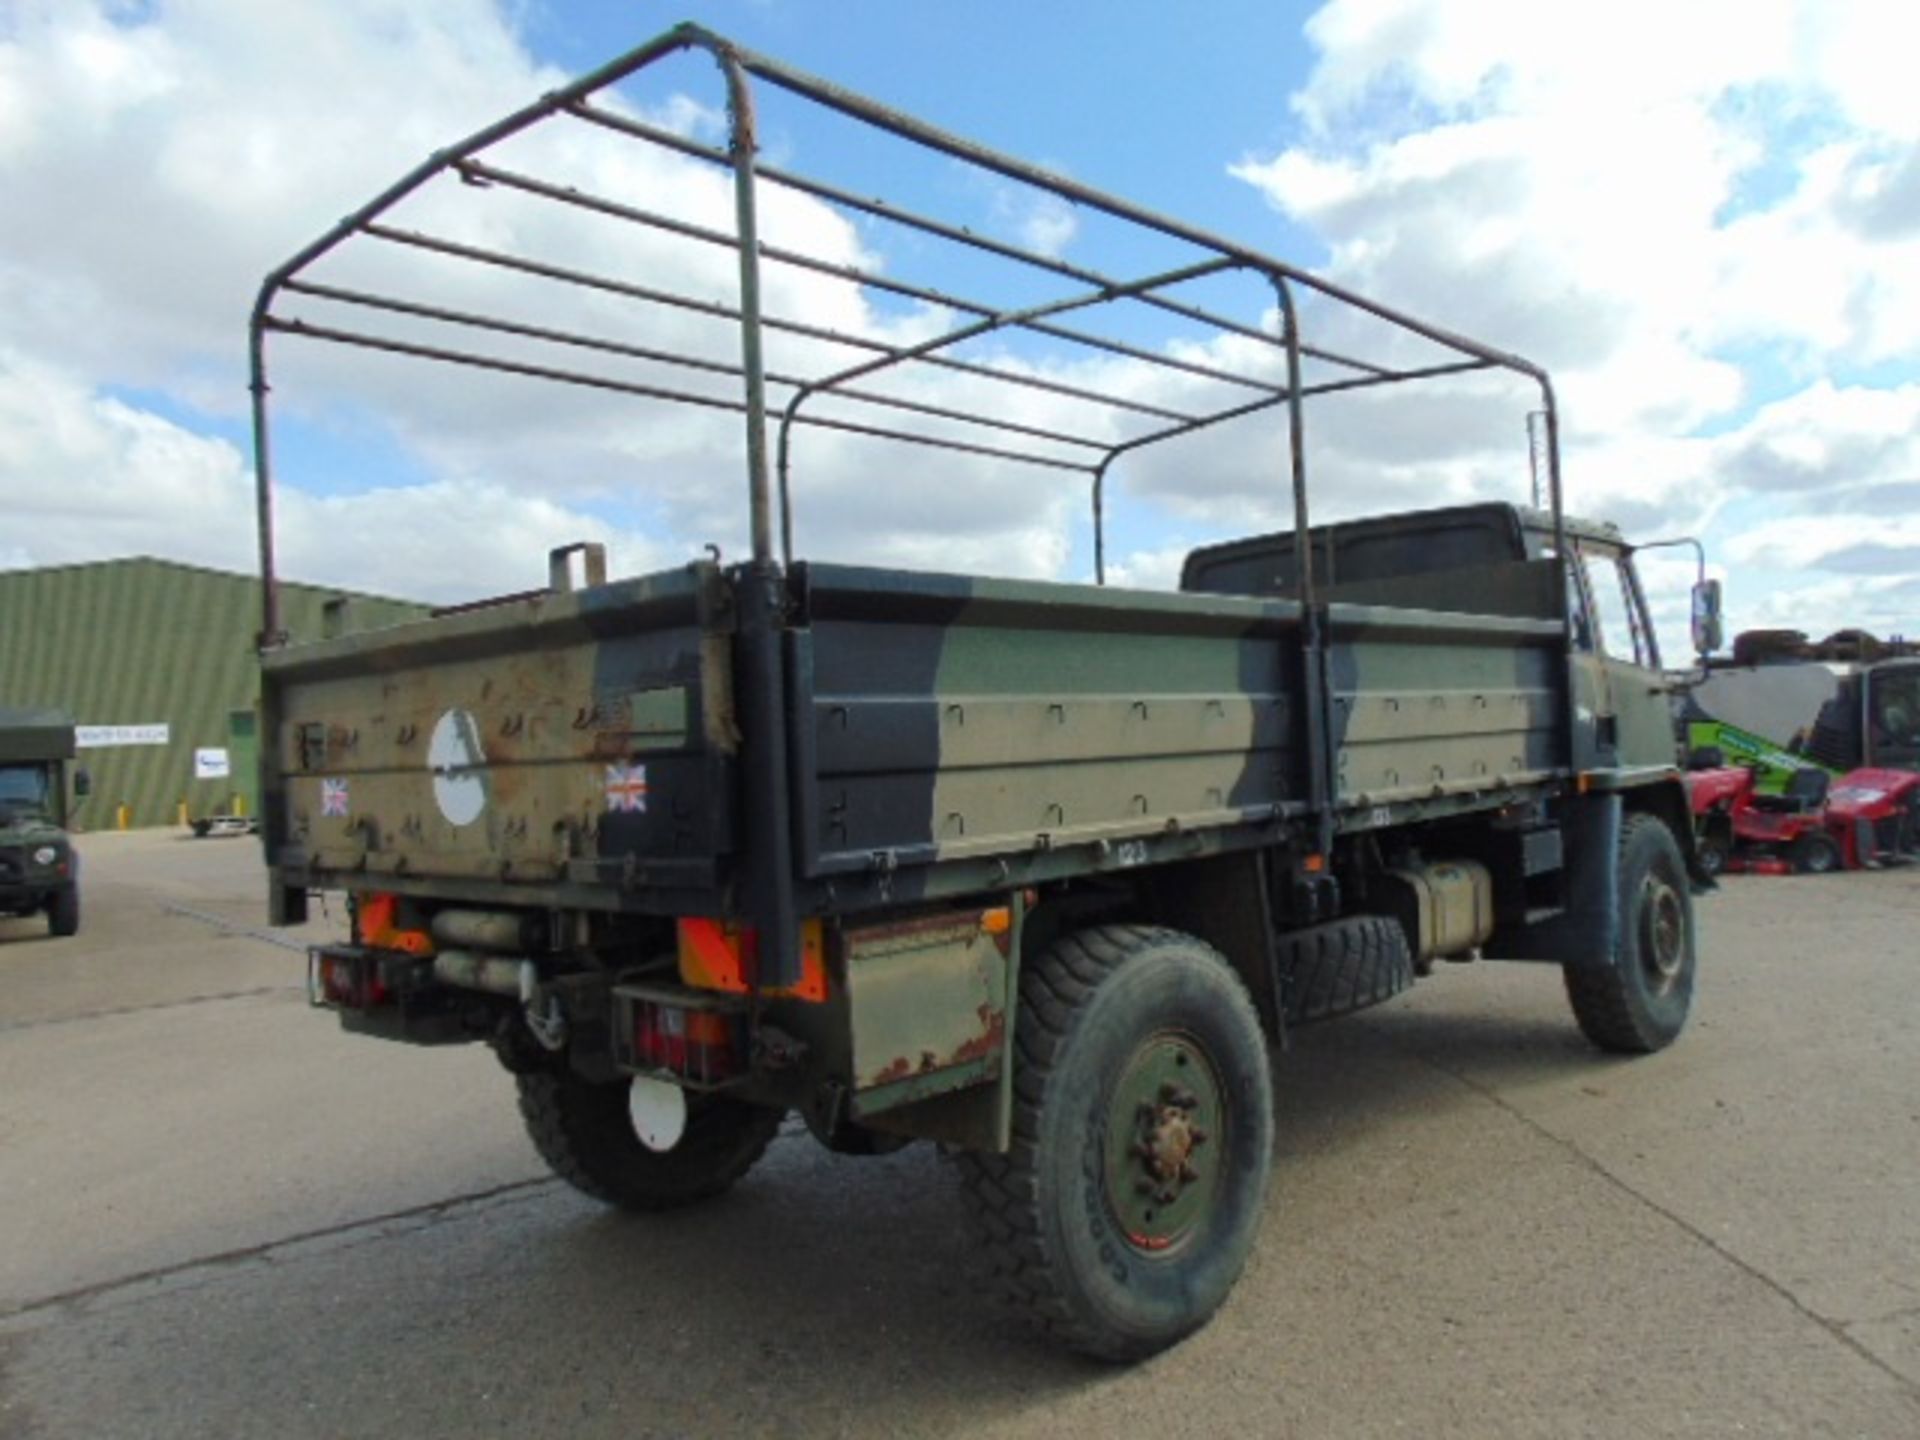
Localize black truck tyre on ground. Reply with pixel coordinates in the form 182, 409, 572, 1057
1563, 813, 1696, 1054
955, 925, 1273, 1362
47, 887, 79, 938
1277, 913, 1414, 1024
517, 1072, 783, 1211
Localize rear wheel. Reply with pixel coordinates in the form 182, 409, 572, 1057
955, 925, 1273, 1362
46, 887, 79, 938
1564, 813, 1695, 1053
517, 1071, 783, 1211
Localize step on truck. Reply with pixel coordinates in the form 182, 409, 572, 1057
253, 24, 1717, 1360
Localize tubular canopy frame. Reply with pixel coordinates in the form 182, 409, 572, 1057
249, 21, 1563, 646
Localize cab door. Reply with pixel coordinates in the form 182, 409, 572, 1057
1575, 543, 1673, 770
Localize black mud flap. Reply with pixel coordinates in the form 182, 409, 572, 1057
1485, 792, 1620, 967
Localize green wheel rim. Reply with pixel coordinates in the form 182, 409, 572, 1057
1103, 1030, 1225, 1255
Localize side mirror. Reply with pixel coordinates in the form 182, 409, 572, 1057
1691, 578, 1724, 657
73, 768, 92, 798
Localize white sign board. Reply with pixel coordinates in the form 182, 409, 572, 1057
76, 723, 171, 748
194, 747, 231, 780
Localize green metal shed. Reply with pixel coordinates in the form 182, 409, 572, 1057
0, 558, 427, 829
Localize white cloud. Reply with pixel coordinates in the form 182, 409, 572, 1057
1710, 381, 1920, 495
0, 0, 1100, 592
1222, 0, 1920, 642
1103, 544, 1192, 592
0, 350, 666, 602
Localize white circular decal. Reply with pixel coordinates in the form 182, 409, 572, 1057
428, 709, 488, 827
628, 1076, 688, 1152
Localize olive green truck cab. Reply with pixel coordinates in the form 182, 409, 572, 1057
252, 25, 1714, 1360
0, 708, 85, 937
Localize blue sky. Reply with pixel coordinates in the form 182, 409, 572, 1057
3, 0, 1917, 650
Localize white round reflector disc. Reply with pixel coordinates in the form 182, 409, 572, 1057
628, 1075, 689, 1152
428, 708, 488, 827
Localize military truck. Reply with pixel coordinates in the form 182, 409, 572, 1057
251, 25, 1714, 1359
0, 708, 86, 937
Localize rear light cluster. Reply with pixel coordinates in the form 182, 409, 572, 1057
311, 947, 389, 1010
613, 982, 744, 1087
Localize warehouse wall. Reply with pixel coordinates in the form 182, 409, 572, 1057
0, 558, 426, 829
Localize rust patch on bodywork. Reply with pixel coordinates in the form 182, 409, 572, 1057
844, 904, 1010, 1101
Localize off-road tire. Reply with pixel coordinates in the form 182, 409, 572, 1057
1564, 813, 1695, 1053
954, 925, 1273, 1362
517, 1072, 782, 1212
1277, 914, 1414, 1024
46, 887, 79, 938
1789, 831, 1841, 875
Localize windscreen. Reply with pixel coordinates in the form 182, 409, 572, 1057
1183, 508, 1520, 597
0, 764, 52, 812
1868, 666, 1920, 767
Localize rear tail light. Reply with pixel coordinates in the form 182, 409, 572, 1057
612, 982, 744, 1087
310, 948, 390, 1010
636, 1004, 736, 1080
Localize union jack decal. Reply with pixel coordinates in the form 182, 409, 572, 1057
320, 778, 350, 818
604, 763, 649, 814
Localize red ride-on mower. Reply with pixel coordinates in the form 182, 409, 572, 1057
1684, 759, 1840, 875
1685, 755, 1920, 875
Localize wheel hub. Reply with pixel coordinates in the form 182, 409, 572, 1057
1105, 1035, 1223, 1253
1641, 875, 1686, 993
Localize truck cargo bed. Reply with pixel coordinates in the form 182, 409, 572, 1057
266, 559, 1571, 917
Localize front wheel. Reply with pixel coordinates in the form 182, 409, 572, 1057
1564, 813, 1696, 1053
955, 925, 1273, 1362
47, 887, 79, 938
517, 1072, 783, 1211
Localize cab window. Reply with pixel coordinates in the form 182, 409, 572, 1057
1579, 548, 1655, 668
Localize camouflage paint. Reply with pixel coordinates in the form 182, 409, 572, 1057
263, 563, 736, 909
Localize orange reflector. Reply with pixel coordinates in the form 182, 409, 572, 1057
980, 906, 1012, 936
355, 893, 433, 955
1302, 853, 1326, 873
677, 918, 828, 1003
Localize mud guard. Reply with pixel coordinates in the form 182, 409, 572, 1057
1485, 791, 1620, 967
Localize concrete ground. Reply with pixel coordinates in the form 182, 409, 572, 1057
1, 831, 1916, 1439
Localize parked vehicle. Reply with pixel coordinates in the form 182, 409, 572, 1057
0, 708, 87, 936
1684, 725, 1920, 874
251, 24, 1713, 1359
187, 708, 261, 837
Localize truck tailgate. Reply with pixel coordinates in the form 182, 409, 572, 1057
261, 564, 735, 898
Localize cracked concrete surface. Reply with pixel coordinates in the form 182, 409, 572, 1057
2, 831, 1917, 1438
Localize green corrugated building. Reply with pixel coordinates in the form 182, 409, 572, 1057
0, 558, 427, 829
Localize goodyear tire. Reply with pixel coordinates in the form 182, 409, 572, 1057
517, 1072, 782, 1211
1563, 814, 1695, 1053
47, 887, 79, 938
955, 925, 1273, 1362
